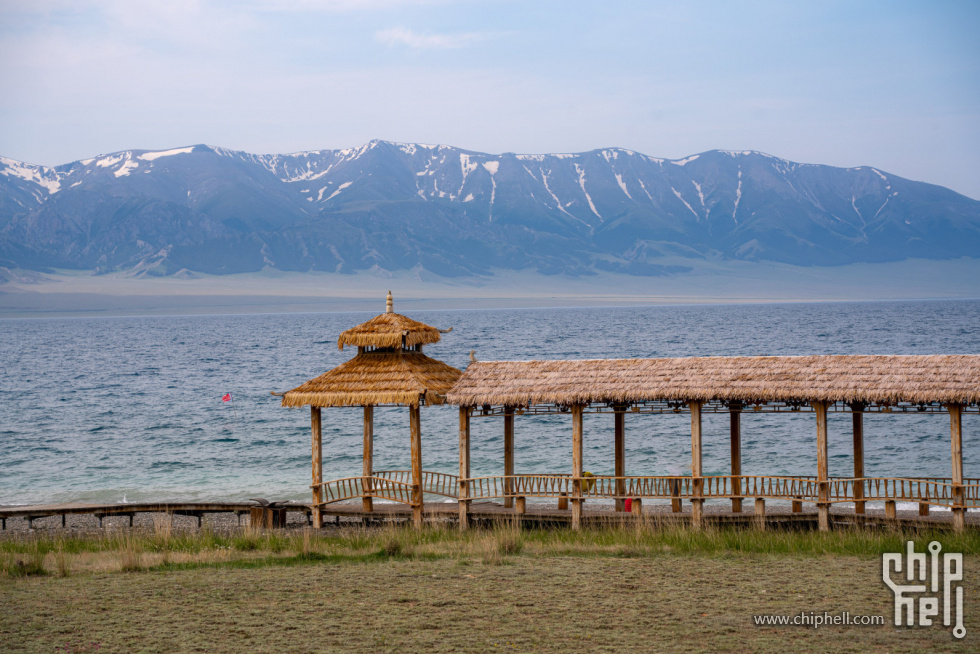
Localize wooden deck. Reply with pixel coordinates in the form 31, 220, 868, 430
2, 499, 974, 532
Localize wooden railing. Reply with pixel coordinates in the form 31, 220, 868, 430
311, 470, 461, 507
459, 474, 980, 509
312, 473, 980, 509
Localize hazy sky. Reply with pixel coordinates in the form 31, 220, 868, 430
2, 0, 978, 198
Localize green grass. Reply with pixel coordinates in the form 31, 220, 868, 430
2, 522, 978, 577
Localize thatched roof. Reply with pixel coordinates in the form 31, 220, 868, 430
337, 311, 444, 351
446, 355, 980, 407
282, 350, 463, 408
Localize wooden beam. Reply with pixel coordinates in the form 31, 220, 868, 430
690, 401, 703, 529
949, 403, 965, 533
458, 406, 471, 530
571, 404, 584, 530
729, 405, 742, 513
311, 406, 322, 528
615, 405, 626, 512
362, 405, 374, 513
504, 408, 515, 508
851, 404, 865, 515
815, 401, 830, 532
410, 403, 423, 529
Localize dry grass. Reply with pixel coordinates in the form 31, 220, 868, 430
2, 554, 977, 652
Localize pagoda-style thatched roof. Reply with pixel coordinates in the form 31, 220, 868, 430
282, 350, 463, 408
446, 355, 980, 407
336, 291, 446, 350
337, 312, 444, 351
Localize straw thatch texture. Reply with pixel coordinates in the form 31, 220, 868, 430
337, 312, 443, 350
282, 350, 462, 407
446, 355, 980, 407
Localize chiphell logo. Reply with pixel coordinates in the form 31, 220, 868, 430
883, 540, 965, 639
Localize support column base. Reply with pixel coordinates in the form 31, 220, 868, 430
691, 499, 704, 528
884, 500, 897, 520
571, 499, 582, 530
817, 503, 830, 532
953, 508, 966, 533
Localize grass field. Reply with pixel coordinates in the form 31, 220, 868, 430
1, 523, 977, 652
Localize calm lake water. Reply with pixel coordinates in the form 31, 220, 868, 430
1, 300, 978, 505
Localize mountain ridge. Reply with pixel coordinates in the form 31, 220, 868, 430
2, 141, 978, 278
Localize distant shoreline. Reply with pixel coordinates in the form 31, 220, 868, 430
1, 258, 978, 318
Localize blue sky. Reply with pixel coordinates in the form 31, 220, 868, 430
1, 0, 978, 198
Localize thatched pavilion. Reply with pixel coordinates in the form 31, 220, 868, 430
447, 355, 979, 532
280, 292, 461, 527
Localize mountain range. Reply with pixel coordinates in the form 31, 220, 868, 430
1, 141, 978, 278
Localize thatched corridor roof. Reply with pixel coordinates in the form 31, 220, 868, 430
446, 355, 980, 407
282, 350, 463, 408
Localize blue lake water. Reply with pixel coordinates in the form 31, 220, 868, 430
1, 300, 978, 505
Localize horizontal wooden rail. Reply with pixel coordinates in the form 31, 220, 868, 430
458, 474, 980, 509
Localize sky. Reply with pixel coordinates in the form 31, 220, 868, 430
1, 0, 978, 199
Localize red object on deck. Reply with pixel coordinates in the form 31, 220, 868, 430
624, 498, 632, 512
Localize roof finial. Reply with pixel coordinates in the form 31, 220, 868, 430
386, 290, 393, 313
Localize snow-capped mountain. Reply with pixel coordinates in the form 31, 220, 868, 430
1, 141, 978, 277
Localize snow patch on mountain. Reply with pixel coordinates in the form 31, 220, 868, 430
139, 147, 195, 161
0, 157, 63, 194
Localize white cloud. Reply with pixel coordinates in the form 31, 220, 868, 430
375, 26, 482, 50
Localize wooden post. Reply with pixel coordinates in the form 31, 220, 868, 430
919, 502, 930, 517
515, 496, 526, 515
459, 406, 471, 530
949, 404, 965, 533
730, 404, 742, 513
362, 405, 374, 513
815, 401, 830, 532
631, 498, 643, 516
754, 498, 766, 530
504, 408, 515, 509
851, 404, 865, 515
311, 406, 323, 529
690, 401, 704, 529
884, 500, 897, 520
615, 405, 626, 512
410, 403, 423, 529
571, 404, 584, 530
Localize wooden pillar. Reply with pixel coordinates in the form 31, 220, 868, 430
504, 408, 515, 508
754, 498, 766, 530
815, 401, 830, 532
410, 403, 423, 529
571, 404, 584, 530
515, 497, 526, 515
311, 406, 323, 528
851, 404, 865, 515
458, 406, 471, 530
690, 401, 704, 528
949, 404, 965, 533
615, 405, 626, 512
729, 404, 742, 513
362, 405, 374, 513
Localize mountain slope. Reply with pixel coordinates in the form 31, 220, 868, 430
1, 142, 977, 276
